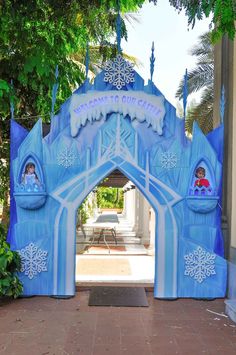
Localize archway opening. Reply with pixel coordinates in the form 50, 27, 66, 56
75, 168, 156, 286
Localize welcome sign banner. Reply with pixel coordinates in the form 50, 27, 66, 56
70, 90, 166, 137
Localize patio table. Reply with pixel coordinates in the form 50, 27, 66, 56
85, 222, 118, 253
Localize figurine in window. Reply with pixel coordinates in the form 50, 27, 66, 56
22, 162, 41, 191
194, 167, 210, 188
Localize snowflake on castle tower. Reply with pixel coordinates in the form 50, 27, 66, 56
103, 54, 135, 90
57, 147, 77, 168
184, 246, 216, 283
18, 243, 48, 280
160, 152, 178, 169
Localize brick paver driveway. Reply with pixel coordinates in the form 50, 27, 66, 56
0, 291, 236, 354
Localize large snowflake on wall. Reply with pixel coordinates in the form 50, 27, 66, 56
184, 246, 216, 283
57, 147, 77, 168
18, 243, 48, 280
160, 152, 178, 169
103, 54, 135, 90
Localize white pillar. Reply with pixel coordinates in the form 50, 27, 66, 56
124, 188, 136, 226
147, 207, 156, 255
140, 196, 151, 245
123, 190, 127, 217
135, 190, 143, 237
131, 188, 136, 226
133, 188, 140, 233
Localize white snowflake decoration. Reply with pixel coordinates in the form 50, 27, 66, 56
160, 152, 178, 169
57, 147, 76, 168
18, 243, 48, 280
103, 54, 135, 90
184, 246, 216, 283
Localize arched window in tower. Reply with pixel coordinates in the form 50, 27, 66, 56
21, 161, 42, 192
14, 154, 47, 209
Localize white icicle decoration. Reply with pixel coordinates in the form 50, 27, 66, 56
69, 90, 166, 137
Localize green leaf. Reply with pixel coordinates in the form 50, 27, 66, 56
0, 278, 10, 287
0, 80, 9, 91
0, 255, 8, 270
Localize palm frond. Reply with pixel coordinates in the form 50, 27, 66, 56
177, 31, 214, 136
176, 30, 214, 114
176, 64, 213, 98
185, 87, 213, 135
196, 54, 214, 65
190, 32, 213, 58
123, 12, 140, 25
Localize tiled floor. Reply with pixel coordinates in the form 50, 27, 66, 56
76, 255, 155, 285
0, 291, 236, 354
76, 212, 155, 286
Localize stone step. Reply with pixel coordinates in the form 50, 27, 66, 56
76, 239, 141, 246
77, 232, 138, 238
76, 282, 154, 289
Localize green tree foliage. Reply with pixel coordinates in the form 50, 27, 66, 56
150, 0, 236, 41
0, 0, 139, 120
1, 0, 235, 221
0, 224, 23, 298
78, 200, 90, 225
176, 32, 214, 134
0, 0, 143, 222
97, 187, 124, 209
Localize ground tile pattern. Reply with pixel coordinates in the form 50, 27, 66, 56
0, 292, 236, 354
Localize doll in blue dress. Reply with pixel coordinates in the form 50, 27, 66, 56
22, 162, 41, 192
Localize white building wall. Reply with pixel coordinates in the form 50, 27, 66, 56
123, 188, 136, 225
123, 185, 155, 248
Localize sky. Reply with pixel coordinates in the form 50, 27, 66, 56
122, 1, 211, 108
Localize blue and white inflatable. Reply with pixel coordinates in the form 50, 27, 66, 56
8, 54, 226, 298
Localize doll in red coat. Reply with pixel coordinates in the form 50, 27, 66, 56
194, 167, 210, 188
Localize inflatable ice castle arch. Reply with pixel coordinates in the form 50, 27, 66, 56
8, 53, 227, 298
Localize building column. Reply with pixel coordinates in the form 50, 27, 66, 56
229, 38, 236, 250
134, 189, 144, 237
134, 192, 151, 244
216, 35, 236, 321
147, 207, 156, 255
123, 187, 136, 226
133, 188, 140, 233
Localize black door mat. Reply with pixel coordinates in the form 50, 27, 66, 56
88, 286, 149, 307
